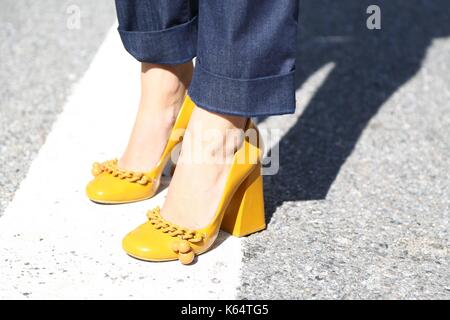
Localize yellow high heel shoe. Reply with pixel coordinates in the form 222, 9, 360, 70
122, 120, 266, 264
86, 95, 195, 204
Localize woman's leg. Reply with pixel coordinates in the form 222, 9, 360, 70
119, 62, 192, 172
161, 0, 299, 228
114, 0, 198, 171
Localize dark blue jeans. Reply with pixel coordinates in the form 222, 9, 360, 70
115, 0, 299, 117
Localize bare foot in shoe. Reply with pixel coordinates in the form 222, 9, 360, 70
160, 107, 248, 229
118, 62, 193, 172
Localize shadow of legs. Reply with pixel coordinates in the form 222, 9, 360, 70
263, 0, 450, 222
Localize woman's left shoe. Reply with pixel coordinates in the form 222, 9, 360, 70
86, 95, 195, 204
122, 120, 266, 264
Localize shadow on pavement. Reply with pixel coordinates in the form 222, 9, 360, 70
263, 0, 450, 222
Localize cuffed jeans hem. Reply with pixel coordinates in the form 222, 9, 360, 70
188, 63, 296, 117
118, 16, 197, 64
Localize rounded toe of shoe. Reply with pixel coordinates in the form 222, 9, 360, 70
86, 174, 116, 203
122, 222, 178, 261
86, 174, 152, 203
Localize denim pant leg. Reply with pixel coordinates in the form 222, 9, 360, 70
188, 0, 299, 117
115, 0, 198, 64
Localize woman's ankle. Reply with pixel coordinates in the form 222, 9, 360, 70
141, 62, 193, 97
138, 62, 193, 123
179, 108, 248, 166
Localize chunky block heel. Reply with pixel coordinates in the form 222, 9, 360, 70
221, 163, 266, 237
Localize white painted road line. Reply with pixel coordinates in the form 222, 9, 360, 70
0, 24, 332, 299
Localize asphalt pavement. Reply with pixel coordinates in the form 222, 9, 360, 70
0, 0, 116, 213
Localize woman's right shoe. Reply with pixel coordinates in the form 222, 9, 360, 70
122, 120, 266, 264
86, 95, 195, 204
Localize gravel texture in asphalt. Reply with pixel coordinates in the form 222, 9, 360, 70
0, 0, 116, 213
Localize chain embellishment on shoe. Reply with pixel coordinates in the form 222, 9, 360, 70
146, 207, 204, 265
91, 159, 151, 185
